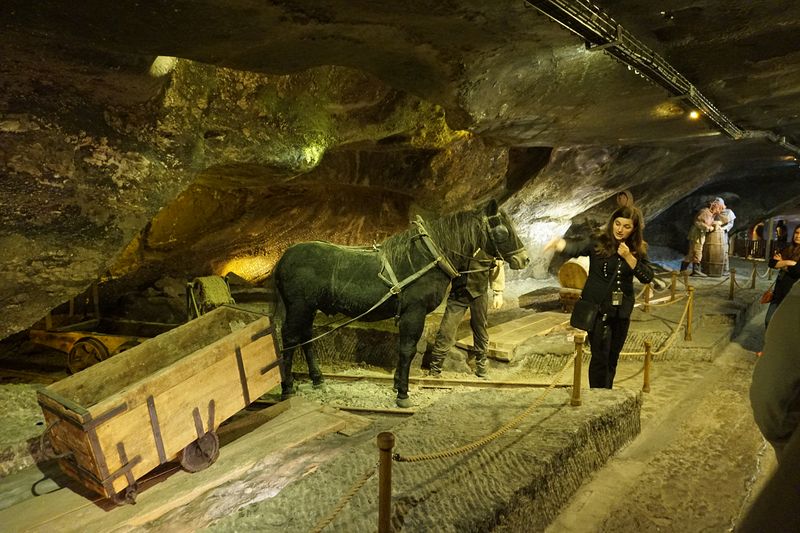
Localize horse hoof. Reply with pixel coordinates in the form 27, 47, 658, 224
312, 381, 327, 391
396, 397, 413, 408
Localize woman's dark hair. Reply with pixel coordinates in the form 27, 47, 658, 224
594, 205, 648, 258
782, 225, 800, 261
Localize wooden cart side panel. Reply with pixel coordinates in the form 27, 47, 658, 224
88, 317, 272, 418
93, 331, 281, 495
49, 307, 265, 408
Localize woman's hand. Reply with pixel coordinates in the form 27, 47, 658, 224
544, 237, 565, 253
617, 242, 637, 269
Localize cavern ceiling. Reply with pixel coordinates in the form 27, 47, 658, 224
2, 0, 800, 339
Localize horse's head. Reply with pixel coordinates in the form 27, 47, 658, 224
483, 200, 529, 270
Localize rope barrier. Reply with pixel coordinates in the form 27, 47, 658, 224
311, 467, 376, 532
393, 355, 574, 463
619, 291, 692, 357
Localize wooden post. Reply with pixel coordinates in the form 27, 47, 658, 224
378, 432, 395, 533
685, 287, 695, 341
683, 269, 690, 290
571, 333, 586, 407
643, 284, 651, 313
670, 271, 677, 302
729, 267, 736, 300
750, 260, 757, 289
643, 341, 652, 393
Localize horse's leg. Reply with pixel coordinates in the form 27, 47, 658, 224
280, 305, 313, 399
300, 320, 325, 388
394, 307, 426, 408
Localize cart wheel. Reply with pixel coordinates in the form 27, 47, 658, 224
67, 338, 110, 373
180, 431, 220, 473
114, 340, 141, 355
111, 483, 138, 506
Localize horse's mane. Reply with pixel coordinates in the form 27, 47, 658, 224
382, 210, 486, 271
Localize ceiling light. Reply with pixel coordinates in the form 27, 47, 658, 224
688, 110, 700, 120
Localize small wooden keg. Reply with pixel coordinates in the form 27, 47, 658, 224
558, 257, 589, 312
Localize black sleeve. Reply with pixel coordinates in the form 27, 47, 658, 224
632, 256, 654, 284
563, 236, 593, 258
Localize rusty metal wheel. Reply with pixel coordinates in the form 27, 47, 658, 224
67, 338, 110, 374
180, 431, 220, 473
111, 483, 138, 506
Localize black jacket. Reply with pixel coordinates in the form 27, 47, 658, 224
768, 256, 800, 307
564, 236, 654, 317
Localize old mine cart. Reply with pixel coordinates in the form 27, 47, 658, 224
29, 317, 178, 374
36, 305, 281, 504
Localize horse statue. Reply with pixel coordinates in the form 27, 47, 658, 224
273, 199, 529, 407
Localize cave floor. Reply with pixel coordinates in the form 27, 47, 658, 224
0, 258, 777, 532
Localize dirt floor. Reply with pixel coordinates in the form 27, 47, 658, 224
0, 254, 780, 532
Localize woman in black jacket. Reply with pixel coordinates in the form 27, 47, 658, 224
546, 205, 654, 388
766, 224, 800, 327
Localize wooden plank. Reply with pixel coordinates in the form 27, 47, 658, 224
456, 312, 568, 361
48, 307, 265, 409
0, 399, 354, 533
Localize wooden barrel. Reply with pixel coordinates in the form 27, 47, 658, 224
701, 229, 725, 277
558, 257, 589, 312
558, 257, 590, 290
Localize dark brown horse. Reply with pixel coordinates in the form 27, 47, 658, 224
273, 200, 529, 407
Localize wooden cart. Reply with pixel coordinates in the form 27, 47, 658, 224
29, 317, 179, 373
36, 306, 281, 504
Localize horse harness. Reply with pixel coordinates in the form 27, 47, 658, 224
281, 214, 509, 351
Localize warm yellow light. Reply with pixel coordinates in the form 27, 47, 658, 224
688, 110, 700, 120
214, 255, 274, 282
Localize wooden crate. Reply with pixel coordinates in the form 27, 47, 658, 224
36, 306, 281, 502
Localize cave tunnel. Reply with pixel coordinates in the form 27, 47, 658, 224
1, 1, 800, 531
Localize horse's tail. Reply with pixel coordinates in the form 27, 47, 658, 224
267, 267, 286, 354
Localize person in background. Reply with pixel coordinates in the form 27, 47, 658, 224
713, 197, 736, 274
750, 221, 766, 258
775, 219, 788, 243
680, 200, 722, 277
428, 250, 504, 378
751, 279, 800, 461
545, 205, 654, 388
765, 224, 800, 327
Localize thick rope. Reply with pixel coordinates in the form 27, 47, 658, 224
614, 363, 645, 383
620, 291, 692, 357
310, 467, 376, 533
394, 355, 574, 463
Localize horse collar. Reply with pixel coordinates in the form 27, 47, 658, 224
413, 216, 459, 279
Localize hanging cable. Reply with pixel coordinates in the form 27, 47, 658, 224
525, 0, 800, 155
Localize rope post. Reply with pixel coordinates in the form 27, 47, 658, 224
670, 271, 677, 302
683, 270, 690, 290
643, 284, 651, 313
729, 267, 736, 300
377, 432, 395, 533
642, 341, 652, 393
685, 287, 695, 341
750, 260, 757, 289
571, 333, 586, 406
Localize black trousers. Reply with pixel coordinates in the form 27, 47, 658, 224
588, 311, 631, 389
